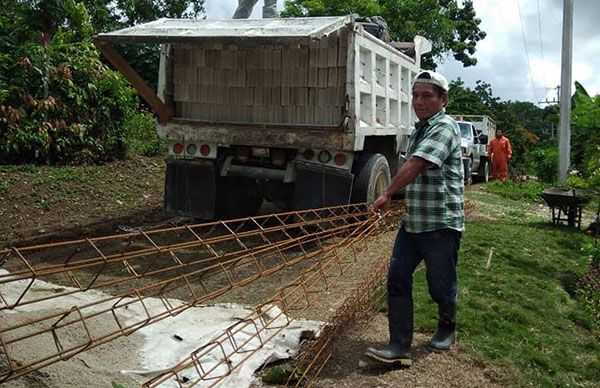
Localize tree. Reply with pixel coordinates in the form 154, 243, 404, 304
446, 78, 496, 117
80, 0, 205, 33
80, 0, 206, 88
0, 0, 162, 164
281, 0, 486, 68
570, 82, 600, 188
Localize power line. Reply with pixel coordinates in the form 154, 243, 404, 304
516, 0, 538, 102
536, 0, 549, 97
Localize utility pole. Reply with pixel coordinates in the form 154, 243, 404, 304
558, 0, 573, 185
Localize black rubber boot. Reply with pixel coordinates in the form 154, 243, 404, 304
366, 296, 413, 366
427, 301, 456, 351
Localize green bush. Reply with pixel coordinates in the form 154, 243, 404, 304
528, 145, 558, 183
484, 180, 550, 203
576, 244, 600, 334
122, 109, 165, 157
0, 0, 159, 164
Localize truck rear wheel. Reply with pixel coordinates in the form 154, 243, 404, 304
216, 177, 263, 219
463, 158, 473, 185
474, 159, 490, 183
351, 153, 391, 204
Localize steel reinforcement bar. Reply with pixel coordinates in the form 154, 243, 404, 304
142, 205, 402, 388
0, 203, 370, 310
0, 203, 396, 383
287, 255, 391, 387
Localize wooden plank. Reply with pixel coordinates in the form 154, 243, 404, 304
272, 50, 282, 69
308, 68, 318, 87
328, 68, 337, 87
290, 48, 300, 68
94, 41, 172, 122
299, 47, 309, 69
309, 87, 318, 106
318, 68, 328, 87
309, 41, 319, 68
328, 32, 339, 67
272, 69, 282, 87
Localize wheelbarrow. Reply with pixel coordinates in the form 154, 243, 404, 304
541, 188, 594, 228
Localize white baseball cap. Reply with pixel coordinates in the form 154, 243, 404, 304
413, 70, 449, 92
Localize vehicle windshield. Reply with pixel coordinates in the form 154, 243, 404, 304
458, 123, 471, 139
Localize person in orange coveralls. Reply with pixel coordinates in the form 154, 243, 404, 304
488, 128, 512, 181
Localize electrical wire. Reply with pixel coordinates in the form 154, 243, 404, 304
516, 0, 539, 102
536, 0, 549, 99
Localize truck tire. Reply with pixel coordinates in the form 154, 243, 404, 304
351, 153, 391, 204
216, 177, 263, 219
473, 158, 490, 183
463, 158, 473, 186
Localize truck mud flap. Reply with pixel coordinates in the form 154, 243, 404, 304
164, 160, 215, 219
292, 162, 353, 210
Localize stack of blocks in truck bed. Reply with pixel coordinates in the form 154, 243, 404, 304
171, 28, 349, 126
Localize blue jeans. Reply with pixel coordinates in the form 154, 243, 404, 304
386, 227, 461, 347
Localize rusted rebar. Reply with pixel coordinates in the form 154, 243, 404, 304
288, 255, 391, 387
0, 203, 369, 309
142, 206, 402, 387
0, 203, 400, 383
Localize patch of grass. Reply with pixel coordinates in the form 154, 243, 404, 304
0, 179, 9, 192
484, 180, 550, 203
261, 366, 296, 384
46, 167, 90, 184
440, 215, 595, 386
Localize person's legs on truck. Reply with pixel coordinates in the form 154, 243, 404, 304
414, 228, 461, 351
263, 0, 277, 18
366, 228, 420, 365
232, 0, 259, 19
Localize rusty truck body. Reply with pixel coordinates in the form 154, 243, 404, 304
95, 16, 430, 219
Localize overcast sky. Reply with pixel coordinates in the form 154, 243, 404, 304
204, 0, 599, 105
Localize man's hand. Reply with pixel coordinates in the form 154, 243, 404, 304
373, 193, 391, 213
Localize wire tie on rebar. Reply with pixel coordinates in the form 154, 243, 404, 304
185, 225, 219, 257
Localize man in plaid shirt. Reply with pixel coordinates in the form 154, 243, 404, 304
366, 70, 464, 366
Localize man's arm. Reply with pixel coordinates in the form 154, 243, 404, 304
372, 156, 430, 212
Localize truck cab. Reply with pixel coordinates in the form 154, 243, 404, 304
454, 115, 495, 184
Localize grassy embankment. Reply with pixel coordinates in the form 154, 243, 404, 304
405, 181, 599, 387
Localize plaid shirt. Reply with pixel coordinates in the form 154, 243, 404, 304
403, 109, 464, 233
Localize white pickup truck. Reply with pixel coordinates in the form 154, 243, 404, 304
453, 115, 496, 184
95, 16, 431, 218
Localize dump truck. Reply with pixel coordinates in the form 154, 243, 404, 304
452, 114, 496, 184
94, 16, 431, 219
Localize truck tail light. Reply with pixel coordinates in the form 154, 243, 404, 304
186, 143, 197, 155
334, 153, 347, 166
173, 143, 183, 155
303, 149, 314, 160
272, 149, 286, 167
200, 144, 210, 157
318, 150, 331, 164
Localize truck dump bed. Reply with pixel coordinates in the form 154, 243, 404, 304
95, 17, 428, 151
